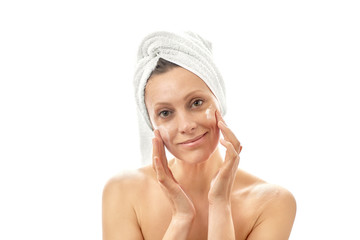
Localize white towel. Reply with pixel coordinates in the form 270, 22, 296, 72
133, 31, 226, 164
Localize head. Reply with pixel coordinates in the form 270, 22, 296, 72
134, 31, 226, 164
145, 58, 221, 164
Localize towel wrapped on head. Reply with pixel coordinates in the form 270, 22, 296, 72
133, 31, 226, 164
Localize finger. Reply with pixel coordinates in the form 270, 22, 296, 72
219, 138, 240, 173
218, 120, 242, 154
152, 136, 163, 161
154, 129, 168, 164
153, 156, 172, 186
153, 156, 166, 183
215, 111, 235, 143
219, 138, 239, 163
152, 138, 158, 170
215, 110, 226, 125
152, 137, 171, 178
154, 156, 181, 194
152, 137, 176, 184
153, 129, 170, 174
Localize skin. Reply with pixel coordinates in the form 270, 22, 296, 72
102, 67, 297, 240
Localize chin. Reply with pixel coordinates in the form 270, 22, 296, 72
176, 151, 212, 164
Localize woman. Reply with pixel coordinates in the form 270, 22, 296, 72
102, 31, 296, 240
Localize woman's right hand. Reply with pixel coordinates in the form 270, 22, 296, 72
152, 129, 196, 221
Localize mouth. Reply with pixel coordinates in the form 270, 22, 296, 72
179, 132, 208, 147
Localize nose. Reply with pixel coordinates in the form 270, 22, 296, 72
177, 111, 197, 134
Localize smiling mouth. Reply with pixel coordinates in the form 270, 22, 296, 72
179, 132, 207, 145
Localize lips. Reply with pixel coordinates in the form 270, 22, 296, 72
179, 132, 207, 145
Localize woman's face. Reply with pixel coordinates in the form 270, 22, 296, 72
145, 67, 220, 164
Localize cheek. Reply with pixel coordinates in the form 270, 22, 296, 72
203, 104, 218, 128
203, 104, 221, 144
205, 108, 212, 120
157, 125, 172, 146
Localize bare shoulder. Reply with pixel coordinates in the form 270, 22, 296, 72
102, 165, 158, 214
234, 169, 296, 205
103, 165, 156, 201
104, 167, 145, 189
233, 170, 296, 240
253, 182, 296, 206
102, 166, 154, 240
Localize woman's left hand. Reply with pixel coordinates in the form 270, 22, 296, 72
208, 111, 242, 205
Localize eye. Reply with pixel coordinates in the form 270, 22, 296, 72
191, 99, 204, 108
159, 110, 171, 118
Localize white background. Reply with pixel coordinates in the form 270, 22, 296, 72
1, 0, 359, 239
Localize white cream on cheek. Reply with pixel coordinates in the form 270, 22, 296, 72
205, 107, 212, 120
204, 104, 216, 123
203, 104, 220, 140
155, 125, 170, 146
154, 104, 217, 144
157, 125, 171, 144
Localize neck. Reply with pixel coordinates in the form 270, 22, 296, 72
168, 148, 223, 199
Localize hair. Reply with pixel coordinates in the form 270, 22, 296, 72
149, 58, 179, 77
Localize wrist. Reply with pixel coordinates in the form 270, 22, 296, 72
172, 212, 196, 223
208, 199, 231, 208
208, 201, 235, 240
169, 214, 195, 232
164, 214, 195, 240
209, 201, 232, 215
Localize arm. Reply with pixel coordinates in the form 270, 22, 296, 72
102, 177, 144, 240
208, 202, 236, 240
153, 157, 195, 239
209, 111, 296, 239
247, 188, 296, 240
208, 111, 242, 240
153, 130, 196, 239
162, 214, 194, 239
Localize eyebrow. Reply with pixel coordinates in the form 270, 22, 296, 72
154, 90, 206, 107
183, 90, 205, 100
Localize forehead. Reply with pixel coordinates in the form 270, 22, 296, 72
145, 67, 212, 105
